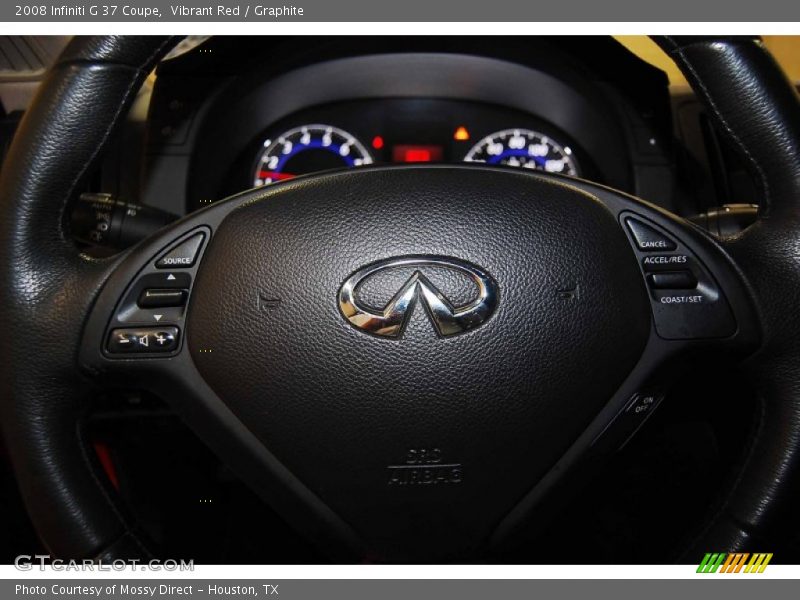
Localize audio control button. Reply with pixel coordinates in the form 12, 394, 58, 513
156, 233, 204, 268
107, 327, 180, 354
138, 288, 187, 308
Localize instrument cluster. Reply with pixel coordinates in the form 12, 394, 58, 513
149, 39, 674, 216
214, 98, 598, 207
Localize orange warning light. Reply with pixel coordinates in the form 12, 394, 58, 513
454, 126, 470, 141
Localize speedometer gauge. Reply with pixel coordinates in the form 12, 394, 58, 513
254, 124, 372, 186
463, 128, 579, 176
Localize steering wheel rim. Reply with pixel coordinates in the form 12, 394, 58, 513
1, 35, 798, 562
655, 35, 800, 557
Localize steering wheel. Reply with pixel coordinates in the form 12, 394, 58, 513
1, 35, 799, 563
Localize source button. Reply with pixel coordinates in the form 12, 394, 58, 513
156, 233, 205, 269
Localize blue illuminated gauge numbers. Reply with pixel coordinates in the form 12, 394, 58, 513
253, 124, 373, 187
463, 128, 579, 176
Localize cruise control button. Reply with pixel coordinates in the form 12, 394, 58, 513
642, 254, 689, 269
625, 218, 677, 251
648, 271, 697, 289
107, 327, 180, 354
138, 288, 187, 308
156, 233, 204, 268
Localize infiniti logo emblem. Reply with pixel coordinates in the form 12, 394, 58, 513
338, 256, 499, 338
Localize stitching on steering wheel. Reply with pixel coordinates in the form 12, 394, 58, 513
58, 39, 174, 557
55, 38, 174, 248
661, 36, 772, 218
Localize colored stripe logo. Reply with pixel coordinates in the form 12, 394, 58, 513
697, 553, 773, 573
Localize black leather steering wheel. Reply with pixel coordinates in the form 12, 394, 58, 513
1, 35, 800, 563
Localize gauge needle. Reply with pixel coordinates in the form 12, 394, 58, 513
259, 170, 296, 181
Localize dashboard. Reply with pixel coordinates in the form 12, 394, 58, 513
122, 37, 679, 220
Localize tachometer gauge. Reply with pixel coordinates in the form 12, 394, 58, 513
463, 128, 579, 176
254, 124, 372, 186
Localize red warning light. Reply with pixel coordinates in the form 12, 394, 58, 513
454, 126, 470, 141
405, 149, 431, 162
392, 145, 443, 163
372, 135, 384, 150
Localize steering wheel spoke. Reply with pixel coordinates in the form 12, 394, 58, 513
79, 190, 368, 561
487, 176, 760, 553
